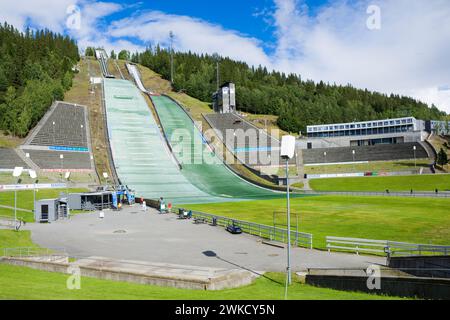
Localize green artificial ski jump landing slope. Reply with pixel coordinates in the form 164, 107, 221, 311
104, 79, 215, 203
150, 95, 288, 201
104, 78, 296, 204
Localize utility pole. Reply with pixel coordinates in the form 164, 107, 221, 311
169, 31, 174, 85
213, 53, 220, 91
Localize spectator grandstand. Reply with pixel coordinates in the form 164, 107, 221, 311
0, 148, 29, 169
302, 142, 429, 165
19, 101, 94, 172
26, 102, 88, 149
204, 113, 296, 168
21, 149, 92, 171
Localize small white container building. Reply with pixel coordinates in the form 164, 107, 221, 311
34, 198, 69, 223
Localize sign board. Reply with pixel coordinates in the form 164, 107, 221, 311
307, 173, 365, 180
0, 183, 67, 192
90, 77, 102, 84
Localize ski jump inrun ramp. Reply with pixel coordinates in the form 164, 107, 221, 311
104, 68, 290, 204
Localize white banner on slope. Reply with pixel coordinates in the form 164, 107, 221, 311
0, 183, 67, 191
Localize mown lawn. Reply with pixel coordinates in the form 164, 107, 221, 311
310, 174, 450, 192
0, 207, 33, 222
0, 188, 88, 222
0, 188, 88, 211
0, 230, 398, 300
0, 264, 400, 300
184, 196, 450, 249
0, 230, 39, 250
304, 159, 430, 175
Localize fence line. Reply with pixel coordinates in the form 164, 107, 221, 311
2, 247, 67, 260
326, 236, 450, 256
175, 207, 313, 249
302, 190, 450, 198
0, 215, 26, 231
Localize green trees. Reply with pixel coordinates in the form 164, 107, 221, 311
118, 50, 130, 61
134, 47, 446, 133
110, 50, 116, 59
0, 22, 79, 137
85, 47, 95, 57
437, 148, 448, 167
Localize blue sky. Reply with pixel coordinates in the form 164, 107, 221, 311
0, 0, 449, 112
97, 0, 330, 54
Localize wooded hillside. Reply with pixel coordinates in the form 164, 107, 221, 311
131, 46, 446, 134
0, 22, 79, 137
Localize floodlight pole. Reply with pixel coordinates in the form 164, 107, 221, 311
352, 150, 356, 172
212, 53, 220, 91
286, 158, 292, 285
60, 155, 64, 182
169, 31, 174, 85
216, 59, 220, 91
14, 189, 17, 225
33, 184, 36, 213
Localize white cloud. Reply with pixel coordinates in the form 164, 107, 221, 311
1, 0, 449, 113
107, 11, 272, 68
270, 0, 450, 113
0, 0, 75, 33
67, 1, 146, 54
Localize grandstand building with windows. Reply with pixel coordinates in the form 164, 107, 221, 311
295, 116, 443, 166
301, 117, 427, 149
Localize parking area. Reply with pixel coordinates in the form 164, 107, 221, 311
26, 205, 385, 272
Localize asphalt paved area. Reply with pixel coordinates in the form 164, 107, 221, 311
27, 205, 386, 272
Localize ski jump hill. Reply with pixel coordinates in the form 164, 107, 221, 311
104, 64, 291, 204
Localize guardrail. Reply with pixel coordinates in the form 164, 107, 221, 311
326, 236, 387, 255
302, 190, 450, 198
0, 215, 25, 231
2, 247, 67, 259
326, 236, 450, 256
387, 241, 450, 257
175, 207, 313, 249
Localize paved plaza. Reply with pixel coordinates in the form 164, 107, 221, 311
27, 205, 385, 272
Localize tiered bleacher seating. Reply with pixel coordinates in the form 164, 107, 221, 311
29, 103, 88, 148
22, 150, 92, 170
302, 142, 428, 164
204, 113, 292, 167
0, 148, 28, 169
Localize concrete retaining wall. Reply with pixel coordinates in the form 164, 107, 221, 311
0, 256, 253, 291
306, 274, 450, 300
388, 256, 450, 278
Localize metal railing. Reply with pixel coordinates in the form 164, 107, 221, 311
2, 247, 67, 260
387, 241, 450, 257
0, 215, 25, 231
326, 236, 387, 255
302, 190, 450, 198
326, 236, 450, 256
175, 208, 313, 249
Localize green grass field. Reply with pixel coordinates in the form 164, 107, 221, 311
0, 264, 399, 300
0, 230, 39, 249
184, 196, 450, 249
0, 230, 399, 300
304, 159, 430, 175
310, 174, 450, 192
0, 188, 88, 222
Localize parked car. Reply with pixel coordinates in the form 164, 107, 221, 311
226, 222, 242, 234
